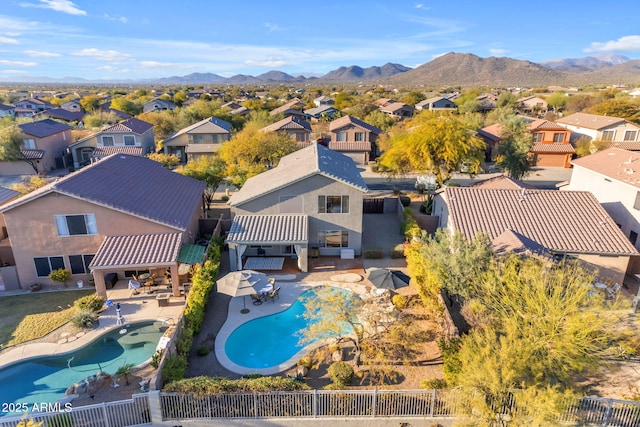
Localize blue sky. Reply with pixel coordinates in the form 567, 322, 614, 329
1, 0, 640, 80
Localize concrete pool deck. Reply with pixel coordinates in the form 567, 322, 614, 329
0, 281, 187, 370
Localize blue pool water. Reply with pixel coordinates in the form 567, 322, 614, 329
225, 286, 354, 369
0, 321, 166, 415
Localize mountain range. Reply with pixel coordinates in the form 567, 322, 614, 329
2, 54, 639, 86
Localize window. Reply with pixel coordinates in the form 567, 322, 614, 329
55, 214, 98, 236
336, 132, 347, 141
23, 138, 35, 149
319, 231, 349, 248
532, 133, 543, 143
34, 256, 64, 277
69, 254, 94, 275
553, 133, 564, 143
624, 130, 638, 142
101, 136, 114, 146
601, 130, 615, 142
630, 231, 638, 246
124, 135, 135, 146
355, 132, 365, 142
318, 195, 349, 213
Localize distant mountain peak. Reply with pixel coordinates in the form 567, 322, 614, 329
541, 54, 630, 72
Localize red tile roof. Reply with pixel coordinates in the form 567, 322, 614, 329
531, 143, 575, 153
556, 112, 626, 130
329, 115, 382, 134
571, 147, 640, 189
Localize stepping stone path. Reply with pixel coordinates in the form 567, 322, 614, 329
75, 332, 85, 338
57, 338, 67, 344
67, 336, 77, 342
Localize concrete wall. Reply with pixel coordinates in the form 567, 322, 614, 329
578, 253, 630, 285
0, 161, 34, 176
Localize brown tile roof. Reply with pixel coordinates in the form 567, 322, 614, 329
612, 141, 640, 151
479, 123, 503, 138
93, 146, 144, 157
1, 154, 205, 231
444, 186, 638, 256
328, 141, 372, 152
102, 117, 153, 134
261, 116, 312, 133
527, 119, 566, 130
571, 147, 640, 189
556, 112, 626, 130
20, 149, 45, 159
329, 115, 382, 134
269, 98, 304, 116
531, 143, 575, 153
226, 215, 308, 244
90, 233, 182, 269
470, 175, 535, 189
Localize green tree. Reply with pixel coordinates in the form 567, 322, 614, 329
587, 98, 640, 124
377, 111, 486, 186
0, 126, 39, 174
565, 94, 598, 114
115, 363, 136, 385
147, 152, 180, 168
545, 91, 567, 112
176, 155, 227, 209
363, 109, 396, 131
110, 97, 141, 116
401, 91, 426, 107
496, 91, 518, 109
80, 95, 101, 112
495, 115, 532, 180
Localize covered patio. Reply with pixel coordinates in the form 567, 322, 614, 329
89, 233, 185, 298
226, 214, 309, 273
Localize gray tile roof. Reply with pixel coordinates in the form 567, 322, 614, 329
165, 116, 231, 142
444, 186, 638, 256
102, 118, 153, 134
0, 187, 19, 205
229, 143, 368, 207
226, 215, 308, 244
261, 116, 312, 133
1, 154, 205, 231
19, 119, 71, 138
329, 115, 382, 134
89, 232, 182, 269
41, 108, 85, 122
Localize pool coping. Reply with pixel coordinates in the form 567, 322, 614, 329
214, 280, 369, 376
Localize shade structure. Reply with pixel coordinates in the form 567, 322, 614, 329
216, 270, 268, 313
366, 267, 410, 290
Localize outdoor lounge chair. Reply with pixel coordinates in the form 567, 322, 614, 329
607, 283, 622, 298
266, 287, 280, 303
251, 293, 264, 305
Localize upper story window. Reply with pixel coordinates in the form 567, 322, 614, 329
336, 132, 347, 141
318, 195, 349, 214
532, 133, 543, 143
601, 130, 615, 142
124, 135, 136, 146
355, 132, 365, 142
55, 214, 98, 236
624, 130, 638, 142
553, 133, 565, 143
101, 136, 114, 146
22, 138, 35, 149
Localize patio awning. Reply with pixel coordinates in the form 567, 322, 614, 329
225, 214, 308, 245
89, 232, 182, 270
178, 243, 206, 265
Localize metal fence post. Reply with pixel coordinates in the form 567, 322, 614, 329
430, 389, 436, 417
313, 389, 318, 418
101, 402, 110, 427
603, 398, 613, 427
372, 388, 377, 417
253, 392, 258, 418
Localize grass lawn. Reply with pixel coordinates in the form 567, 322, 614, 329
0, 289, 94, 348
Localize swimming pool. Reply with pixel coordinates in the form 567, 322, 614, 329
224, 286, 354, 370
0, 321, 166, 416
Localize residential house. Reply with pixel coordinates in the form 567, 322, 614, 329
68, 118, 155, 169
517, 96, 548, 115
14, 98, 55, 113
305, 105, 341, 121
61, 99, 83, 112
328, 115, 383, 165
226, 143, 368, 272
476, 93, 498, 113
373, 98, 395, 107
0, 187, 20, 291
38, 108, 85, 124
379, 102, 414, 119
163, 116, 231, 163
470, 175, 535, 190
0, 119, 72, 176
478, 117, 574, 167
0, 154, 206, 297
269, 98, 306, 118
563, 148, 640, 257
415, 96, 457, 111
0, 104, 15, 118
313, 96, 334, 107
143, 98, 177, 113
98, 103, 132, 121
556, 112, 640, 144
260, 116, 312, 143
433, 186, 638, 283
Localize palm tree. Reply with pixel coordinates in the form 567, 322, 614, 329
115, 363, 135, 385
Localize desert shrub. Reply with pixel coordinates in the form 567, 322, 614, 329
163, 375, 310, 395
363, 247, 384, 259
74, 294, 104, 312
162, 355, 187, 385
391, 294, 408, 309
420, 378, 448, 389
221, 195, 229, 202
297, 356, 314, 369
196, 345, 210, 356
184, 259, 219, 333
323, 382, 344, 390
370, 162, 379, 173
401, 207, 420, 239
71, 309, 98, 328
399, 195, 411, 207
49, 268, 72, 287
328, 361, 354, 386
390, 244, 405, 258
438, 338, 462, 383
328, 343, 341, 353
176, 325, 194, 355
150, 349, 163, 369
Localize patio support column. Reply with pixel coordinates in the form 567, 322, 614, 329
170, 263, 180, 297
228, 244, 238, 272
93, 271, 107, 299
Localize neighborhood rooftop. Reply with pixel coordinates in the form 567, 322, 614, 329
18, 118, 71, 138
556, 112, 626, 129
572, 147, 640, 189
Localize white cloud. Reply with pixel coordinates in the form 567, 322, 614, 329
585, 35, 640, 52
23, 49, 61, 57
489, 48, 508, 56
139, 61, 181, 68
20, 0, 86, 16
103, 13, 127, 23
415, 3, 430, 9
1, 69, 27, 74
0, 36, 19, 44
97, 65, 131, 73
0, 59, 37, 66
245, 58, 289, 68
72, 48, 131, 62
264, 23, 283, 33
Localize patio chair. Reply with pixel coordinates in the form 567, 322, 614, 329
251, 293, 264, 305
607, 283, 622, 298
268, 277, 276, 286
266, 287, 281, 303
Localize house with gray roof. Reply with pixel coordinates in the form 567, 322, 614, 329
163, 116, 231, 163
415, 96, 457, 112
260, 116, 312, 143
68, 117, 155, 169
433, 186, 638, 283
143, 98, 177, 113
226, 143, 368, 272
0, 154, 205, 297
304, 105, 341, 120
0, 104, 15, 118
0, 119, 73, 176
328, 115, 383, 165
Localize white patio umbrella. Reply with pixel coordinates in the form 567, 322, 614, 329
216, 270, 268, 313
